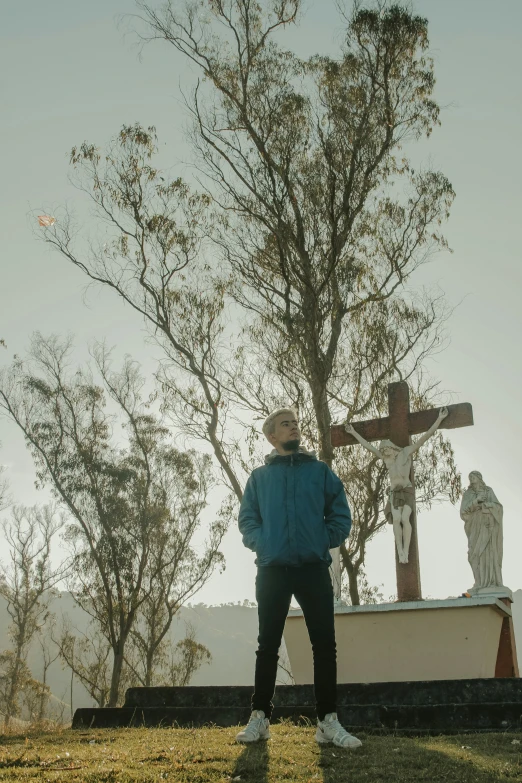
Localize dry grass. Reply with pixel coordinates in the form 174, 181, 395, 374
0, 721, 521, 782
1, 720, 68, 736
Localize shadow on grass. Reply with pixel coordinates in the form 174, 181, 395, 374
317, 732, 520, 783
417, 735, 522, 780
230, 739, 270, 783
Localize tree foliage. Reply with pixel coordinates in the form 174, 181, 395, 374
135, 0, 453, 453
134, 0, 458, 598
0, 505, 66, 726
35, 0, 462, 604
38, 124, 242, 499
165, 621, 212, 687
0, 335, 225, 705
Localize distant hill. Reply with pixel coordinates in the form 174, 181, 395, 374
1, 589, 520, 721
0, 593, 265, 721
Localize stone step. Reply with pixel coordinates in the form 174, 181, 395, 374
72, 701, 522, 733
123, 679, 522, 710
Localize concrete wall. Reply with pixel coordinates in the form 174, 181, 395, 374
511, 589, 522, 670
285, 598, 515, 684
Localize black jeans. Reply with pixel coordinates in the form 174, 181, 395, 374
251, 562, 337, 722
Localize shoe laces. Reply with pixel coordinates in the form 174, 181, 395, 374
247, 710, 266, 727
323, 715, 349, 743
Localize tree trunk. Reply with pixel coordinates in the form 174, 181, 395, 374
344, 556, 361, 606
310, 379, 334, 467
4, 641, 24, 727
108, 645, 125, 708
38, 665, 49, 723
70, 670, 74, 722
145, 650, 154, 687
208, 426, 244, 501
3, 678, 17, 728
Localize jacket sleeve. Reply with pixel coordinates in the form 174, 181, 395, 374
324, 466, 352, 548
238, 472, 263, 552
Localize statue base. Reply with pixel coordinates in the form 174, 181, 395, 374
284, 595, 519, 684
72, 678, 522, 732
467, 585, 513, 600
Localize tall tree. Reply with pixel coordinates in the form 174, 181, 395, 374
36, 119, 458, 604
135, 0, 453, 459
37, 1, 460, 600
134, 0, 458, 594
0, 335, 225, 706
119, 452, 222, 688
0, 505, 66, 727
36, 124, 242, 499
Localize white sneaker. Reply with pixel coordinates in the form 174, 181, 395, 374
316, 712, 362, 749
236, 710, 271, 743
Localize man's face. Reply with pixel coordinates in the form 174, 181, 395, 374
268, 414, 301, 453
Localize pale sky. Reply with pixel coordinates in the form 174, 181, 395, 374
1, 0, 521, 606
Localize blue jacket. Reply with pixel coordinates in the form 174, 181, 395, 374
238, 447, 352, 567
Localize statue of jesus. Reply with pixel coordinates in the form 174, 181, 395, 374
344, 407, 448, 563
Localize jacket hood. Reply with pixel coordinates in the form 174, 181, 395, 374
264, 445, 318, 465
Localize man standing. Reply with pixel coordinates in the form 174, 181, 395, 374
236, 408, 362, 749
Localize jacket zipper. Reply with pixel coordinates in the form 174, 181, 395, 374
289, 454, 295, 562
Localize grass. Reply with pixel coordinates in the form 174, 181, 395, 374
0, 721, 521, 782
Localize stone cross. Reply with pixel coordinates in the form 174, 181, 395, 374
331, 381, 474, 602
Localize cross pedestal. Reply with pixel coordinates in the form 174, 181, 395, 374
331, 382, 474, 602
285, 594, 519, 683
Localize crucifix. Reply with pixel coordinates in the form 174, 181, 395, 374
330, 381, 474, 602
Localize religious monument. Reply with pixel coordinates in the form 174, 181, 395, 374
72, 380, 522, 733
461, 470, 508, 597
331, 381, 473, 602
345, 406, 449, 564
284, 380, 519, 686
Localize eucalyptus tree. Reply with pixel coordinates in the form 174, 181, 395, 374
122, 458, 217, 687
35, 118, 458, 603
53, 618, 114, 708
37, 124, 241, 499
36, 1, 460, 601
0, 335, 225, 706
164, 622, 212, 687
135, 0, 454, 458
133, 0, 458, 595
0, 504, 66, 726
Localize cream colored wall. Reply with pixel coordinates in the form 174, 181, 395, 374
284, 604, 506, 683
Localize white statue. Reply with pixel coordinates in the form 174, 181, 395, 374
460, 471, 504, 592
345, 407, 448, 564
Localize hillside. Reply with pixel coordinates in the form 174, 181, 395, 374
0, 593, 264, 720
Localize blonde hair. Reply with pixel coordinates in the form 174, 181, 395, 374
262, 407, 298, 439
